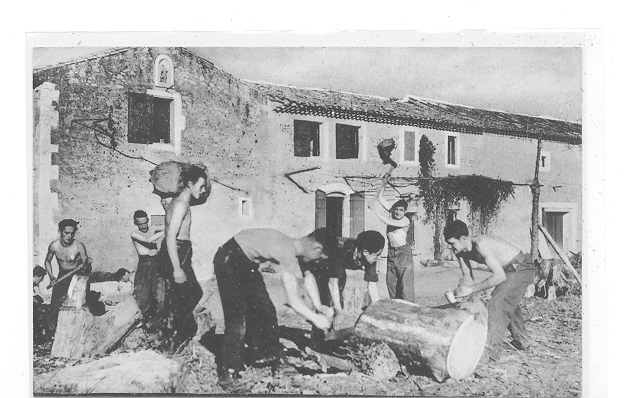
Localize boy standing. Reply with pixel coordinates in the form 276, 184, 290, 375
444, 220, 536, 362
131, 210, 165, 319
370, 166, 416, 302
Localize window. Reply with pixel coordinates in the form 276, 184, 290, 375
239, 198, 252, 217
128, 93, 173, 144
403, 130, 417, 163
335, 123, 359, 159
445, 133, 459, 167
540, 151, 551, 172
294, 120, 321, 157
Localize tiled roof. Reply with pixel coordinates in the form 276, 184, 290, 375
246, 82, 582, 145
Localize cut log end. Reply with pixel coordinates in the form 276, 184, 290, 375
446, 314, 487, 380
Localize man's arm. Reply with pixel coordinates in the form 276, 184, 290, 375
166, 200, 189, 283
281, 271, 331, 331
303, 270, 323, 312
374, 167, 395, 212
457, 256, 475, 287
77, 242, 92, 273
454, 242, 506, 297
44, 244, 56, 284
367, 281, 381, 303
131, 230, 165, 244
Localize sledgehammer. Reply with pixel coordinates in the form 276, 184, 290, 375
377, 138, 397, 168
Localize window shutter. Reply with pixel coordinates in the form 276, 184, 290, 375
315, 190, 327, 229
128, 93, 153, 144
294, 120, 311, 157
153, 97, 172, 143
349, 193, 365, 237
404, 131, 416, 161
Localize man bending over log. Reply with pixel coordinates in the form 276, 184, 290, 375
159, 166, 209, 349
303, 230, 386, 349
44, 219, 92, 333
369, 166, 416, 302
444, 220, 536, 362
131, 210, 165, 320
213, 227, 337, 390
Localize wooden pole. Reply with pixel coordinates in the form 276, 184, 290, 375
538, 224, 582, 284
530, 134, 543, 260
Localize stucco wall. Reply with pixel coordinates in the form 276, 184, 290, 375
33, 48, 275, 280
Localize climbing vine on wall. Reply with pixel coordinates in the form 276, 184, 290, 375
420, 175, 515, 232
419, 135, 436, 178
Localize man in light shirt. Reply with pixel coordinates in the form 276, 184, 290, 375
370, 166, 416, 302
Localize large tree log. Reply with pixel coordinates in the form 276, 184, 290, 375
353, 299, 487, 382
51, 276, 141, 359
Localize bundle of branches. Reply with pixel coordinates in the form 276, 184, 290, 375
420, 175, 516, 231
535, 252, 582, 299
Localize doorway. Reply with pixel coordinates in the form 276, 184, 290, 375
326, 196, 344, 238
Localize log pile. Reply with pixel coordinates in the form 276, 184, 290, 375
354, 299, 487, 382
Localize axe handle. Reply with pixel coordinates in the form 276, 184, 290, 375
47, 264, 85, 289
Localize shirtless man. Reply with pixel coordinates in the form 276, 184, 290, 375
444, 220, 536, 362
44, 219, 92, 331
369, 166, 416, 302
131, 210, 165, 318
159, 166, 210, 347
213, 227, 337, 390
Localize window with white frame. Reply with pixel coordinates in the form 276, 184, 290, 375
335, 123, 360, 159
402, 130, 418, 163
539, 151, 551, 172
294, 120, 321, 157
445, 133, 460, 167
128, 92, 173, 144
239, 197, 253, 217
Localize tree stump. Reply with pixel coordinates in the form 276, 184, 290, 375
353, 299, 487, 382
51, 274, 141, 359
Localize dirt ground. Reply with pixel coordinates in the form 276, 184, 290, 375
33, 266, 582, 396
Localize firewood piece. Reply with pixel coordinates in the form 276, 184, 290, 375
538, 224, 582, 284
354, 299, 487, 382
305, 347, 355, 372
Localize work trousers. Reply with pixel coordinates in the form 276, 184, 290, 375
214, 238, 282, 375
486, 254, 536, 361
48, 269, 72, 331
159, 240, 203, 345
133, 255, 166, 319
386, 244, 416, 302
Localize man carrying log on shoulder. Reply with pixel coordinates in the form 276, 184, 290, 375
444, 220, 536, 363
303, 230, 386, 349
159, 166, 210, 349
213, 227, 337, 391
369, 165, 416, 302
131, 210, 165, 320
44, 219, 92, 334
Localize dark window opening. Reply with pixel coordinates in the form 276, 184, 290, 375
336, 124, 359, 159
543, 211, 565, 250
326, 196, 344, 238
447, 135, 457, 165
294, 120, 320, 157
128, 93, 172, 144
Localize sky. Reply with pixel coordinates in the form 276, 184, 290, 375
33, 46, 582, 122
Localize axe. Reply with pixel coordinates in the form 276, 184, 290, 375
377, 138, 397, 168
46, 260, 89, 289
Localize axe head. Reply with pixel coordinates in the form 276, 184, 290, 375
377, 139, 397, 168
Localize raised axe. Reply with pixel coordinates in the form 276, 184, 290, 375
376, 138, 397, 168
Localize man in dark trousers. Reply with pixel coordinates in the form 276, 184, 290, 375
370, 166, 416, 302
159, 166, 209, 349
444, 220, 536, 363
131, 210, 165, 320
213, 227, 337, 390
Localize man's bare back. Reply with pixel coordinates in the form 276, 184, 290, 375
459, 235, 523, 271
